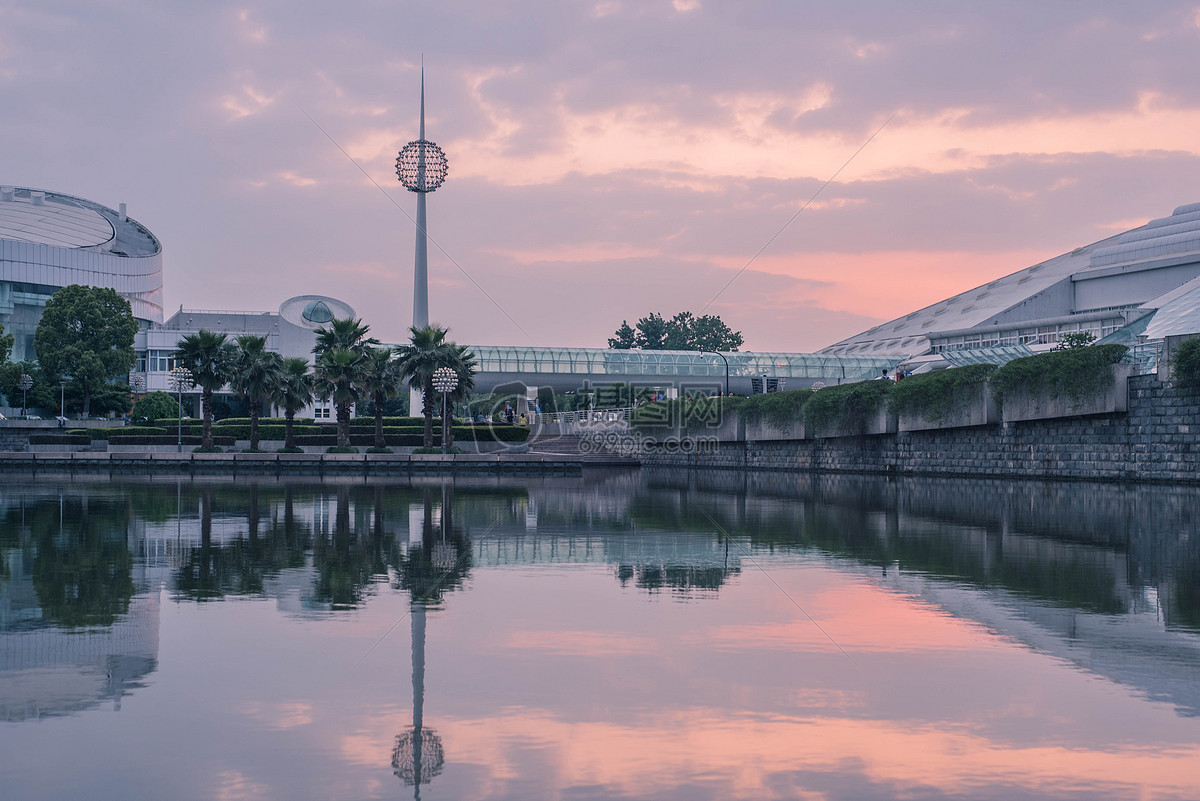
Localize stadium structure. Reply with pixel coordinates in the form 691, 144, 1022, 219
0, 186, 163, 362
822, 201, 1200, 372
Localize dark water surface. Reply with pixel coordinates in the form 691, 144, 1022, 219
2, 469, 1199, 800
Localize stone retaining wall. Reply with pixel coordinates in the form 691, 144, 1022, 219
642, 375, 1200, 483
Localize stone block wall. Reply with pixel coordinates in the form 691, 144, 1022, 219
642, 375, 1200, 483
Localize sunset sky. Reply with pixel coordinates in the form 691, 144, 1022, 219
6, 1, 1200, 350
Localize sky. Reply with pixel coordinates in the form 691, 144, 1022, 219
5, 1, 1200, 351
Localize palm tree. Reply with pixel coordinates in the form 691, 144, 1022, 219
313, 348, 363, 448
175, 330, 236, 449
230, 335, 284, 451
359, 347, 403, 450
312, 317, 376, 449
274, 357, 314, 451
395, 325, 454, 448
313, 317, 377, 356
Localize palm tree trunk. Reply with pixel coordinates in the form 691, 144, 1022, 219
250, 397, 260, 450
374, 390, 385, 449
423, 375, 435, 448
202, 388, 214, 448
285, 409, 295, 450
337, 402, 351, 448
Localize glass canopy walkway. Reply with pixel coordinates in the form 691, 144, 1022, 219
461, 345, 900, 385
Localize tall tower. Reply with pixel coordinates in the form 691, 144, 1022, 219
396, 67, 449, 414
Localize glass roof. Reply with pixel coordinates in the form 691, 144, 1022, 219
459, 346, 901, 380
940, 345, 1035, 367
0, 194, 113, 249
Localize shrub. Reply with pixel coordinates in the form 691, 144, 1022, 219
803, 380, 892, 435
69, 426, 168, 440
213, 417, 314, 427
990, 344, 1128, 406
109, 435, 236, 446
1172, 337, 1200, 390
193, 445, 224, 453
131, 392, 181, 423
276, 446, 304, 454
366, 446, 393, 454
326, 446, 359, 454
739, 389, 813, 426
150, 417, 202, 428
889, 364, 998, 424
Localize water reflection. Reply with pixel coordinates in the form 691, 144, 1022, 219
1, 473, 1199, 799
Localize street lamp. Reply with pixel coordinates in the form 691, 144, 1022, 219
18, 374, 32, 418
431, 367, 458, 455
60, 381, 66, 420
700, 350, 730, 396
168, 366, 194, 452
129, 373, 145, 403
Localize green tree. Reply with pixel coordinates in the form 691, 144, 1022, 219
612, 311, 743, 352
33, 285, 138, 417
0, 320, 12, 363
274, 357, 315, 451
1054, 332, 1097, 351
395, 325, 455, 448
313, 349, 363, 449
608, 321, 637, 349
131, 391, 181, 423
358, 347, 403, 450
175, 330, 236, 449
231, 334, 284, 450
635, 313, 668, 349
689, 313, 744, 351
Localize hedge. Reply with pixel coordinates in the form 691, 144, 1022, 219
108, 435, 236, 446
738, 389, 813, 426
291, 427, 530, 447
1172, 337, 1200, 390
888, 364, 998, 424
29, 434, 91, 445
67, 426, 168, 441
990, 344, 1128, 406
803, 380, 892, 435
213, 417, 315, 426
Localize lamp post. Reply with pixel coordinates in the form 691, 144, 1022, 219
129, 373, 145, 407
18, 374, 32, 418
168, 366, 194, 452
431, 367, 458, 455
60, 381, 66, 420
700, 350, 730, 396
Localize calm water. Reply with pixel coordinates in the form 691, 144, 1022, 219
2, 470, 1199, 800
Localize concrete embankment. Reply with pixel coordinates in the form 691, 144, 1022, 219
639, 374, 1200, 485
0, 451, 638, 477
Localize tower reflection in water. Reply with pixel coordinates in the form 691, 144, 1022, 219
392, 485, 471, 797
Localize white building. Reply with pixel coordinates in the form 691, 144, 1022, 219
0, 186, 163, 362
822, 201, 1200, 371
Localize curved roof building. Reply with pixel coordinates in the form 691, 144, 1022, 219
0, 185, 163, 361
822, 201, 1200, 371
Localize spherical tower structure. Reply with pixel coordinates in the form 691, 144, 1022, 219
396, 67, 449, 415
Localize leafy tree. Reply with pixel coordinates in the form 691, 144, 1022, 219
313, 348, 363, 448
689, 313, 744, 351
274, 357, 315, 450
0, 320, 12, 363
0, 360, 56, 411
175, 330, 236, 449
131, 391, 181, 423
314, 317, 377, 356
231, 334, 284, 450
610, 311, 743, 351
635, 313, 668, 349
358, 348, 403, 449
33, 285, 138, 417
608, 321, 637, 349
1054, 332, 1097, 351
